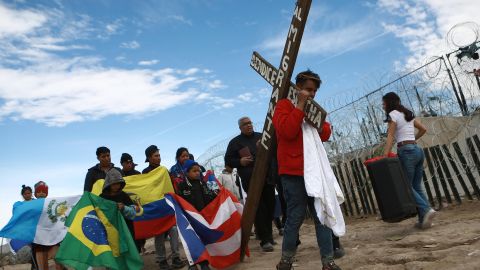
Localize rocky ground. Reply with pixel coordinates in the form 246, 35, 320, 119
3, 200, 480, 270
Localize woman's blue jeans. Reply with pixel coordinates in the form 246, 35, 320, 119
397, 144, 431, 222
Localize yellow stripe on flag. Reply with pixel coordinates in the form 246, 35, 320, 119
91, 166, 174, 205
69, 205, 120, 257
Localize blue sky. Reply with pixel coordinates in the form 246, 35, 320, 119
1, 0, 479, 229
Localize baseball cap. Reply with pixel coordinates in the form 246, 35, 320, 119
120, 153, 138, 166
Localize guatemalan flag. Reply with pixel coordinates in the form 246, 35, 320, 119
165, 188, 245, 269
0, 196, 81, 251
92, 166, 175, 239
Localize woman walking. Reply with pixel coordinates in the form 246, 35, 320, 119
382, 92, 436, 229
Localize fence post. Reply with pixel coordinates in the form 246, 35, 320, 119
336, 163, 354, 216
356, 158, 377, 214
453, 142, 480, 200
333, 166, 350, 216
429, 147, 453, 204
441, 144, 473, 201
434, 145, 461, 204
343, 163, 361, 216
422, 171, 435, 206
350, 160, 369, 215
424, 148, 443, 207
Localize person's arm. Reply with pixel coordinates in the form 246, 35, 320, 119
273, 99, 305, 140
383, 121, 397, 156
318, 121, 332, 142
121, 205, 137, 220
83, 171, 93, 192
414, 119, 427, 140
217, 175, 224, 186
224, 140, 241, 168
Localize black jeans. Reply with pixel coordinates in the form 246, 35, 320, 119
275, 180, 287, 226
254, 183, 276, 246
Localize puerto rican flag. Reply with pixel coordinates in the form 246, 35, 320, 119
164, 188, 245, 269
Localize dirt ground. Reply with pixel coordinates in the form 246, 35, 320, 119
4, 200, 480, 270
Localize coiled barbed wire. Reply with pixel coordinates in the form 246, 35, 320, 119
199, 26, 480, 216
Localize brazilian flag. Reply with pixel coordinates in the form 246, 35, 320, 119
55, 192, 143, 270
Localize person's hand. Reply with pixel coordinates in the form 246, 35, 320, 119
117, 203, 125, 211
240, 156, 254, 166
134, 198, 141, 212
296, 89, 310, 110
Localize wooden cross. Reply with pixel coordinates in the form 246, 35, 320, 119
240, 0, 324, 258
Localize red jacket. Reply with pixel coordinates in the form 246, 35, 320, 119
272, 99, 331, 176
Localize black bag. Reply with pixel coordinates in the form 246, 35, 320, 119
366, 157, 417, 222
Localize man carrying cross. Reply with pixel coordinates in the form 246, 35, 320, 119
273, 70, 344, 270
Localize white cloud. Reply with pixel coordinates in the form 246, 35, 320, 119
106, 19, 122, 35
378, 0, 480, 69
138, 59, 159, 66
260, 10, 381, 56
262, 24, 376, 56
0, 4, 47, 37
0, 3, 247, 127
120, 40, 140, 49
115, 55, 126, 62
0, 67, 202, 126
238, 93, 254, 102
258, 87, 271, 98
0, 4, 97, 66
207, 79, 225, 89
181, 68, 200, 76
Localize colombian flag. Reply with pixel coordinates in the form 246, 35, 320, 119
92, 166, 175, 239
55, 192, 143, 270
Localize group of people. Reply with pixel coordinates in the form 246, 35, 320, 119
83, 145, 218, 270
13, 68, 437, 270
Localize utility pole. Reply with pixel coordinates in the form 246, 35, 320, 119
441, 56, 467, 116
446, 53, 469, 115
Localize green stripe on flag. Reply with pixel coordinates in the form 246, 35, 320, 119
55, 192, 143, 270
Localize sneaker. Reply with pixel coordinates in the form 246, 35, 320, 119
322, 261, 341, 270
333, 246, 345, 259
422, 209, 437, 229
261, 242, 274, 252
414, 222, 422, 229
276, 260, 293, 270
158, 260, 171, 270
171, 257, 186, 269
271, 240, 278, 245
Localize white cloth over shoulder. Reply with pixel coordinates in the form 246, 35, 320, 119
302, 122, 345, 236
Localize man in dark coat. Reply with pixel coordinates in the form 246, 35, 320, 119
224, 116, 275, 252
84, 146, 122, 192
